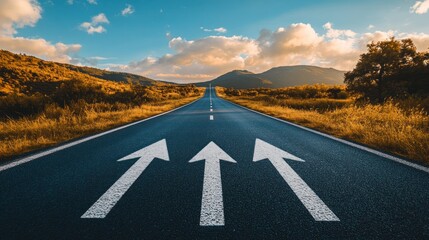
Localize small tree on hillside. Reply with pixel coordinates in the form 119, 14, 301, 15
345, 38, 429, 102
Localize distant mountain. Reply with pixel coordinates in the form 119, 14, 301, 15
258, 66, 346, 87
0, 50, 160, 96
199, 65, 346, 89
197, 70, 272, 89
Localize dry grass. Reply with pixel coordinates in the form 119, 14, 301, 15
0, 94, 202, 161
217, 87, 429, 163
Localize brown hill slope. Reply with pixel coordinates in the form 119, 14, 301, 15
0, 50, 157, 96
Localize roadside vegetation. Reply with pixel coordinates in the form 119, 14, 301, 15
0, 50, 203, 161
217, 38, 429, 163
0, 83, 203, 161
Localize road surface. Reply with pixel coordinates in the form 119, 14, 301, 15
1, 87, 429, 239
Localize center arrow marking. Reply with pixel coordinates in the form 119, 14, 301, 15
253, 138, 339, 221
189, 142, 237, 226
81, 139, 169, 218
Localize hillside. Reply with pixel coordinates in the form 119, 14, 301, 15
62, 64, 158, 85
201, 65, 346, 89
0, 50, 158, 96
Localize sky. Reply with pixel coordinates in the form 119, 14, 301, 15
1, 0, 429, 83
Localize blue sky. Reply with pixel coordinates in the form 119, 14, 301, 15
1, 0, 429, 82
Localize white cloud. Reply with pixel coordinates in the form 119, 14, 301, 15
0, 0, 41, 36
200, 27, 228, 33
398, 32, 429, 50
80, 13, 109, 34
111, 35, 258, 81
121, 4, 134, 16
109, 23, 429, 83
214, 27, 227, 33
411, 0, 429, 14
67, 0, 74, 4
87, 0, 97, 5
0, 0, 82, 63
368, 24, 375, 30
323, 22, 356, 39
0, 36, 81, 63
92, 13, 109, 24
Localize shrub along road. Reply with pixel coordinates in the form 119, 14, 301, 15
1, 87, 428, 239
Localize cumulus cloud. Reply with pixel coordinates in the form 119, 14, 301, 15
80, 13, 109, 34
87, 0, 97, 5
111, 35, 257, 81
0, 0, 82, 63
251, 23, 324, 70
323, 22, 356, 38
121, 4, 134, 16
411, 0, 429, 14
109, 23, 429, 82
0, 36, 81, 62
398, 32, 429, 50
0, 0, 41, 35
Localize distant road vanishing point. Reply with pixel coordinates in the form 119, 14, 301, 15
1, 87, 429, 239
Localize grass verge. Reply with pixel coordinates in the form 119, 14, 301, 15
0, 93, 203, 161
216, 87, 429, 164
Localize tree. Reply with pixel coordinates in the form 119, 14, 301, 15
345, 38, 429, 102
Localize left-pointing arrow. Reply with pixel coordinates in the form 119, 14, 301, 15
189, 142, 236, 226
81, 139, 169, 219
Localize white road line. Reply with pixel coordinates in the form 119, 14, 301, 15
189, 142, 237, 226
210, 109, 213, 112
222, 99, 429, 174
0, 97, 200, 172
253, 139, 339, 221
210, 115, 214, 120
81, 140, 169, 218
209, 84, 212, 102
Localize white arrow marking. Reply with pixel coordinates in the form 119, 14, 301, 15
189, 142, 237, 226
253, 139, 339, 221
81, 139, 169, 218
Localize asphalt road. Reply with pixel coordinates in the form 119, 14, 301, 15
1, 87, 429, 239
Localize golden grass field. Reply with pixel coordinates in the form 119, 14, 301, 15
216, 87, 429, 163
0, 93, 203, 161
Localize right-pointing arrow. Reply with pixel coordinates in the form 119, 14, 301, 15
189, 142, 237, 226
253, 138, 340, 221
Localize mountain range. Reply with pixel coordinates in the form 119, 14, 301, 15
197, 66, 346, 89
